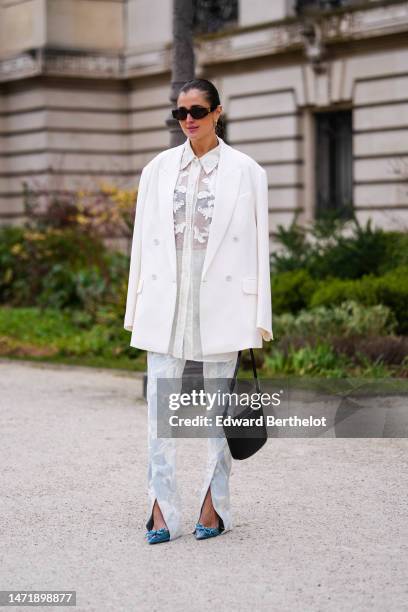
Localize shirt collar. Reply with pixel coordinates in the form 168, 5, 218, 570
180, 137, 221, 174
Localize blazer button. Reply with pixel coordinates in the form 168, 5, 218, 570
153, 238, 159, 245
225, 275, 232, 281
152, 274, 157, 280
233, 236, 239, 242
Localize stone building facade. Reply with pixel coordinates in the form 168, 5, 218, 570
1, 0, 408, 246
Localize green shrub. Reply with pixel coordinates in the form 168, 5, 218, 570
310, 266, 408, 334
38, 264, 107, 313
310, 277, 372, 308
273, 300, 397, 340
0, 226, 26, 303
380, 231, 408, 274
332, 335, 408, 366
271, 216, 408, 280
0, 225, 128, 322
270, 221, 312, 273
374, 267, 408, 335
264, 343, 350, 377
271, 269, 317, 314
0, 226, 106, 304
307, 218, 396, 280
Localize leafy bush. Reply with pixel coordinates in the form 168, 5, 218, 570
271, 269, 317, 314
310, 266, 408, 334
374, 268, 408, 335
0, 225, 128, 322
23, 178, 136, 239
0, 226, 25, 303
264, 343, 351, 377
271, 216, 408, 280
308, 218, 397, 280
270, 221, 312, 273
379, 231, 408, 274
273, 300, 397, 340
37, 264, 108, 314
332, 335, 408, 366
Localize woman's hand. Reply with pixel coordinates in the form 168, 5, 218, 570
258, 327, 273, 342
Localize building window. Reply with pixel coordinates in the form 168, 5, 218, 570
193, 0, 238, 35
296, 0, 359, 14
315, 110, 353, 219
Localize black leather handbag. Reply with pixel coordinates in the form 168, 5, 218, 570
222, 349, 268, 460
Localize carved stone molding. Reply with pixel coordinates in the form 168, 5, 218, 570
124, 47, 172, 77
0, 52, 41, 82
44, 51, 121, 78
196, 1, 408, 65
321, 3, 408, 40
0, 46, 172, 82
195, 22, 305, 65
0, 2, 407, 82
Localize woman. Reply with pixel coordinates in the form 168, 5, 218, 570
124, 78, 273, 544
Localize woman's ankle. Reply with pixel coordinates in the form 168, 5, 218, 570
199, 507, 219, 528
152, 501, 168, 530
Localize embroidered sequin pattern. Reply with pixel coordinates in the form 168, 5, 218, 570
173, 167, 216, 250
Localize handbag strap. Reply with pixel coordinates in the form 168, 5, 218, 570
229, 348, 261, 394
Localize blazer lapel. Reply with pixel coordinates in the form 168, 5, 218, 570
201, 139, 242, 280
158, 144, 184, 280
157, 137, 242, 283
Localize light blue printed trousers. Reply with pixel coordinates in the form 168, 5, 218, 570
146, 351, 239, 540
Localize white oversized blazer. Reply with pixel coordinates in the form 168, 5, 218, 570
124, 136, 273, 355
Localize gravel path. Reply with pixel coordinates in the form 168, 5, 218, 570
1, 359, 407, 612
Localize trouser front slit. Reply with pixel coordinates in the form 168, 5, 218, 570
146, 351, 238, 540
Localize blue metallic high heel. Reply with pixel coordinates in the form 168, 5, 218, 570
145, 527, 170, 545
194, 522, 221, 540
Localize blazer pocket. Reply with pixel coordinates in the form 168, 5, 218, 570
242, 277, 257, 294
136, 278, 144, 294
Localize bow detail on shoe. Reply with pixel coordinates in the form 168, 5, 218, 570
145, 528, 169, 537
145, 527, 170, 544
194, 522, 221, 539
196, 523, 219, 534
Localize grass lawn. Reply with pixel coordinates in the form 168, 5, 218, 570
0, 306, 407, 384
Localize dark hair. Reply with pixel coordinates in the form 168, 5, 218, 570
177, 78, 226, 139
